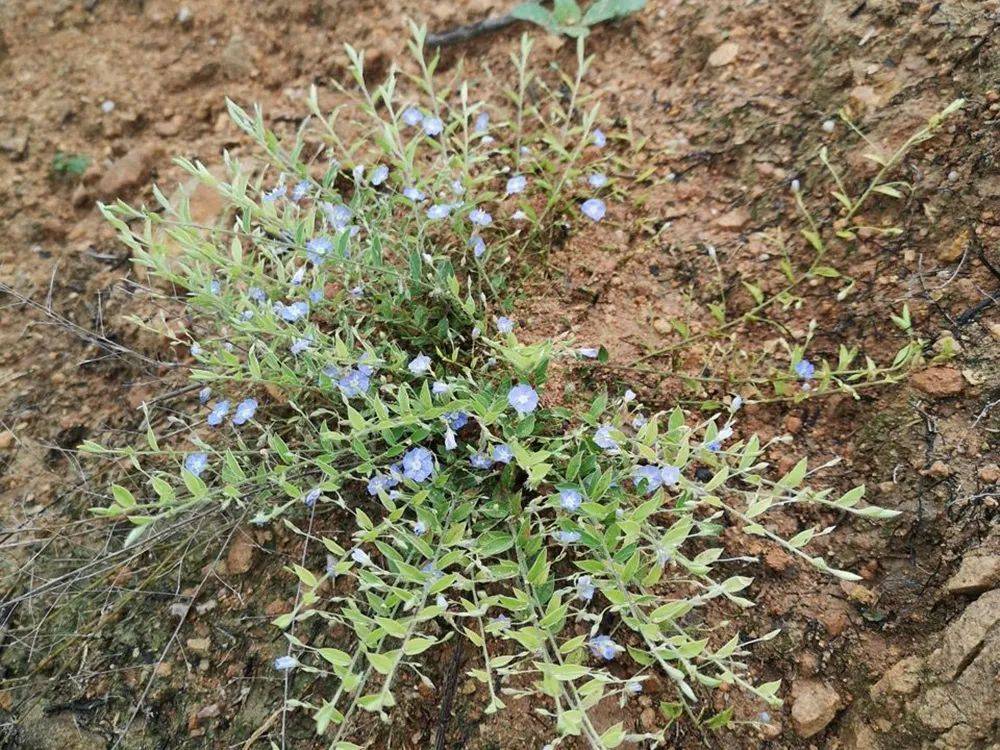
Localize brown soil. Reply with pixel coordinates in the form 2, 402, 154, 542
1, 1, 998, 749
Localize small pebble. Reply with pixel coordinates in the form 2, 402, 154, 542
947, 170, 959, 181
101, 100, 115, 113
822, 119, 835, 133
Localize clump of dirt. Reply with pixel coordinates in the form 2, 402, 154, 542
1, 1, 998, 749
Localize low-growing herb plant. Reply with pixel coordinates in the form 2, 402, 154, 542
89, 26, 898, 749
51, 150, 91, 178
512, 0, 646, 38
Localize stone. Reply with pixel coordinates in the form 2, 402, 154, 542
186, 637, 211, 653
909, 367, 964, 398
0, 430, 14, 450
944, 555, 1000, 595
978, 463, 999, 484
791, 680, 842, 738
716, 207, 750, 229
708, 41, 739, 67
870, 655, 922, 700
928, 588, 999, 680
226, 534, 255, 575
97, 145, 161, 199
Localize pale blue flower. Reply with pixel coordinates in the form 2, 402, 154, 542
352, 164, 364, 182
304, 488, 321, 507
578, 347, 599, 358
469, 452, 493, 469
731, 395, 743, 411
263, 184, 286, 203
660, 465, 681, 486
626, 681, 643, 694
492, 444, 513, 464
367, 473, 399, 496
594, 425, 619, 452
309, 289, 324, 304
184, 452, 208, 477
707, 440, 721, 452
795, 359, 815, 380
274, 655, 298, 671
408, 353, 432, 375
413, 520, 427, 536
322, 202, 353, 231
469, 235, 486, 258
507, 383, 539, 416
577, 575, 595, 602
560, 489, 582, 512
623, 389, 636, 402
338, 367, 371, 398
232, 398, 258, 425
198, 386, 212, 404
421, 562, 442, 581
427, 204, 451, 220
403, 186, 425, 202
445, 412, 468, 430
474, 111, 489, 132
207, 400, 230, 427
306, 236, 332, 264
370, 165, 389, 186
511, 210, 527, 221
556, 530, 581, 544
291, 180, 311, 201
589, 635, 619, 661
422, 115, 443, 136
402, 446, 435, 482
348, 285, 363, 299
351, 548, 371, 565
290, 266, 306, 285
248, 286, 267, 303
402, 106, 422, 126
506, 174, 527, 195
191, 343, 202, 357
581, 198, 607, 222
275, 300, 309, 322
444, 428, 457, 451
290, 336, 312, 355
632, 414, 648, 429
633, 465, 662, 493
239, 309, 254, 322
432, 381, 450, 395
592, 129, 607, 148
469, 208, 492, 226
496, 316, 515, 334
209, 278, 221, 295
588, 173, 608, 188
451, 179, 465, 195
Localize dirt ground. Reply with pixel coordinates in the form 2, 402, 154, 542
1, 1, 998, 749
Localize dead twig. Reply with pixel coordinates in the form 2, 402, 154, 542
427, 14, 517, 47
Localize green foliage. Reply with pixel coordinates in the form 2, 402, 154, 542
89, 25, 897, 749
51, 150, 90, 177
512, 0, 645, 38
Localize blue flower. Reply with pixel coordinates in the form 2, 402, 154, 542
184, 452, 208, 477
556, 530, 581, 544
273, 655, 298, 671
198, 386, 212, 404
422, 115, 443, 136
432, 381, 450, 395
469, 208, 492, 227
232, 398, 258, 425
451, 179, 465, 195
474, 111, 490, 132
560, 489, 582, 512
660, 465, 681, 485
577, 575, 595, 602
589, 635, 619, 661
505, 175, 527, 195
403, 186, 426, 202
795, 358, 815, 380
209, 278, 221, 295
588, 173, 608, 188
412, 520, 427, 535
469, 452, 493, 469
592, 128, 607, 148
706, 440, 721, 452
304, 488, 321, 507
469, 235, 486, 258
306, 236, 333, 264
594, 425, 619, 451
263, 184, 286, 203
495, 316, 515, 334
626, 681, 643, 694
370, 164, 389, 186
309, 289, 324, 304
290, 336, 312, 355
581, 198, 607, 222
338, 367, 371, 398
507, 383, 539, 416
632, 414, 648, 429
322, 203, 353, 231
427, 203, 451, 220
402, 106, 423, 126
367, 472, 399, 496
348, 285, 363, 299
291, 180, 311, 201
408, 353, 432, 375
290, 266, 306, 286
275, 300, 309, 322
421, 562, 442, 581
239, 309, 254, 322
248, 286, 267, 303
207, 400, 230, 427
445, 411, 468, 430
633, 465, 662, 493
351, 548, 372, 565
492, 443, 513, 464
578, 347, 599, 359
402, 446, 435, 483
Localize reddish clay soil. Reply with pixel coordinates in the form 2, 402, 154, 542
1, 1, 997, 749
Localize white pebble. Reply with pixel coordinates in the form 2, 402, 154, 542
822, 119, 835, 133
101, 100, 115, 113
177, 6, 192, 24
947, 170, 959, 182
